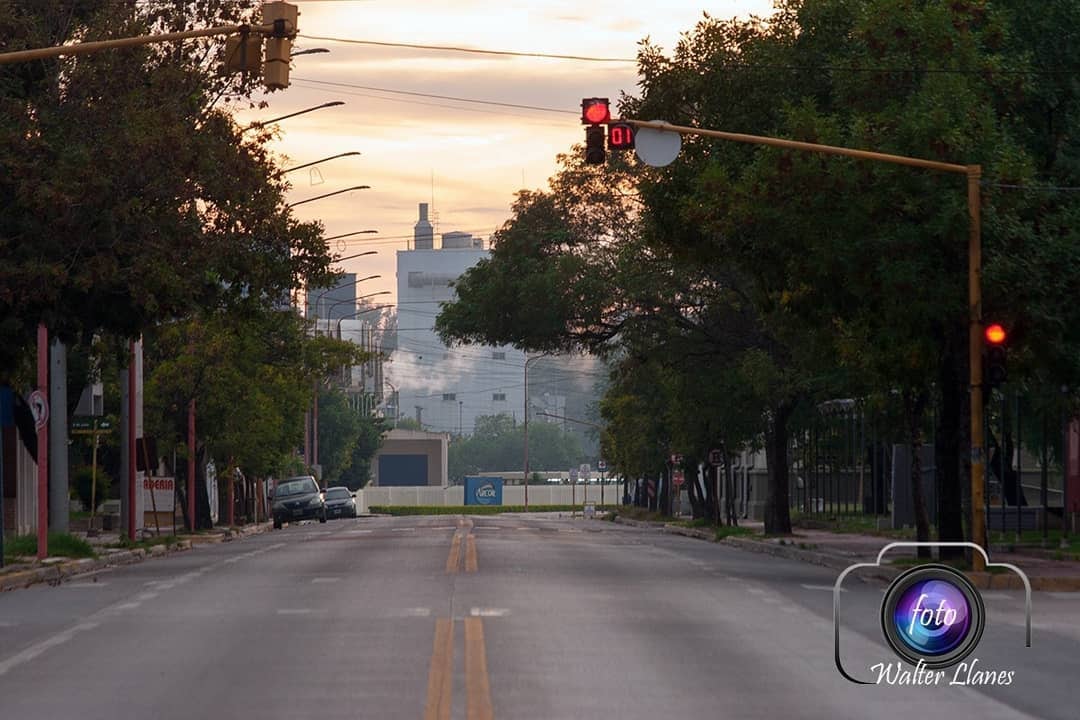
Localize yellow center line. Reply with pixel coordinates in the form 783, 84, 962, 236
465, 534, 478, 573
465, 617, 494, 720
446, 533, 463, 574
423, 618, 454, 720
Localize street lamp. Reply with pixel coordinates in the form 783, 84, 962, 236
326, 230, 378, 255
523, 353, 550, 512
325, 291, 391, 335
291, 47, 329, 57
310, 274, 380, 326
280, 151, 361, 176
333, 249, 377, 263
384, 380, 398, 428
289, 185, 370, 208
244, 100, 344, 132
335, 304, 393, 339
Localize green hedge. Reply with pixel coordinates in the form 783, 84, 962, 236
368, 505, 612, 516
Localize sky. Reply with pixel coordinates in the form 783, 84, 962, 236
232, 0, 777, 304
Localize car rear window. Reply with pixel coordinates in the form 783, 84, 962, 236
276, 479, 318, 496
325, 488, 351, 499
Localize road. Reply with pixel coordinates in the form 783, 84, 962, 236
0, 514, 1076, 719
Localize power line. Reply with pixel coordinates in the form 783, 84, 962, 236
297, 34, 636, 63
291, 77, 577, 115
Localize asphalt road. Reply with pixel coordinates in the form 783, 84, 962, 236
0, 514, 1076, 720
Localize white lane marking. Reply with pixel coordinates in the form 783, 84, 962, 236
1046, 592, 1080, 600
343, 530, 373, 535
0, 623, 100, 677
136, 592, 159, 602
387, 607, 431, 617
0, 621, 18, 628
311, 577, 340, 584
276, 608, 315, 615
746, 587, 767, 595
470, 608, 510, 617
66, 582, 108, 588
391, 527, 415, 532
802, 584, 846, 592
114, 603, 141, 611
781, 606, 799, 614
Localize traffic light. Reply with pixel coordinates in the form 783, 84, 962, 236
261, 1, 299, 90
581, 97, 610, 125
608, 122, 635, 150
224, 33, 262, 74
582, 98, 610, 165
585, 125, 606, 165
983, 323, 1008, 388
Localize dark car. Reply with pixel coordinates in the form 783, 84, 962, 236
271, 476, 326, 529
323, 486, 357, 519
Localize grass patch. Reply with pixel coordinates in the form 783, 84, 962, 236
989, 530, 1080, 555
790, 511, 919, 539
3, 532, 96, 563
108, 535, 180, 551
610, 507, 678, 523
715, 525, 758, 541
369, 505, 612, 516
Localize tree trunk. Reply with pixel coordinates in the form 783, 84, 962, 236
904, 389, 932, 558
725, 451, 738, 527
194, 445, 213, 530
936, 347, 967, 561
686, 460, 706, 519
764, 402, 793, 535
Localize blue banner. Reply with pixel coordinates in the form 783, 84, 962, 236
464, 476, 503, 506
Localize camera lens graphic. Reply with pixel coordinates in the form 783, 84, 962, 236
881, 565, 985, 669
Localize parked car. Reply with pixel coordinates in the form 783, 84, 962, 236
323, 486, 357, 519
271, 476, 326, 529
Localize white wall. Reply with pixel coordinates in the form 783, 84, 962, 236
355, 483, 621, 512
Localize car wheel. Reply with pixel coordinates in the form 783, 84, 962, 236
273, 518, 282, 530
319, 511, 327, 524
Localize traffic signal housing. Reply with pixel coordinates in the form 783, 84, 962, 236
581, 98, 610, 125
261, 1, 299, 90
983, 323, 1008, 388
585, 125, 606, 165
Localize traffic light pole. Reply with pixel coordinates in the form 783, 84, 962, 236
0, 23, 277, 65
625, 119, 988, 570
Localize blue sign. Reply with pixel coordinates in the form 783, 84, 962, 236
464, 476, 503, 506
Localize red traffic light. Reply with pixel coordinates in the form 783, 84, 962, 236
582, 98, 610, 125
984, 324, 1007, 345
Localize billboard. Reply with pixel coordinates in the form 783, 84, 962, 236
464, 476, 503, 506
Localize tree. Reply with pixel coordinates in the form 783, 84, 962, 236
447, 414, 583, 483
0, 1, 333, 377
338, 414, 387, 490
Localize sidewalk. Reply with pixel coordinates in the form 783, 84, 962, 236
614, 515, 1080, 591
0, 522, 272, 592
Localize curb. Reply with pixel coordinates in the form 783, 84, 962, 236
0, 525, 269, 593
613, 515, 1080, 592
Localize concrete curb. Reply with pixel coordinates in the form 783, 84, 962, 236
612, 514, 1080, 591
0, 525, 269, 593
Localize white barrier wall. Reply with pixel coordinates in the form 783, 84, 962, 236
356, 484, 620, 512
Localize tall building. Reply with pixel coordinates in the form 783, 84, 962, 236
390, 203, 526, 436
388, 203, 604, 456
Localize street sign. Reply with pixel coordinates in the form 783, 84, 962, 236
672, 470, 685, 487
598, 459, 607, 472
635, 120, 682, 168
72, 416, 113, 434
29, 390, 48, 430
670, 453, 683, 465
708, 449, 723, 465
569, 468, 579, 482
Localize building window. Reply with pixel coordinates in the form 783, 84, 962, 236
492, 393, 506, 402
492, 351, 506, 360
442, 393, 456, 402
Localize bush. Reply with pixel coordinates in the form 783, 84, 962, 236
72, 465, 112, 514
3, 532, 96, 562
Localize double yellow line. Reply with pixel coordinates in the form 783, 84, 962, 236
424, 618, 493, 720
426, 520, 492, 719
446, 519, 478, 575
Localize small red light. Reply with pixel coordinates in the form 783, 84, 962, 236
582, 98, 610, 125
984, 324, 1007, 345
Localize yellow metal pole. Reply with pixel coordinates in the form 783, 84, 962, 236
624, 118, 987, 565
0, 20, 296, 65
968, 166, 986, 571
